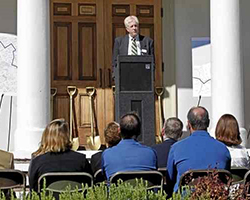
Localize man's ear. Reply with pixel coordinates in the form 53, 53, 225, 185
187, 121, 192, 131
207, 119, 210, 127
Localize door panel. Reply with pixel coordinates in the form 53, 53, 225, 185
51, 0, 162, 148
51, 0, 105, 147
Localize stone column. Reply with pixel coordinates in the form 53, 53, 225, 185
15, 0, 50, 152
210, 0, 247, 146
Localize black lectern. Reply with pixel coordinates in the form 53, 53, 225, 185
115, 55, 155, 146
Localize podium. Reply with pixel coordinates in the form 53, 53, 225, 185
115, 55, 155, 146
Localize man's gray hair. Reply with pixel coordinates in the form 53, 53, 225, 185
124, 15, 139, 28
163, 117, 183, 140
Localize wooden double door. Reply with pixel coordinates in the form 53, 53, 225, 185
50, 0, 162, 147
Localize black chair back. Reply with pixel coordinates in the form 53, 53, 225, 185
38, 172, 93, 200
179, 169, 232, 190
230, 167, 249, 184
0, 169, 26, 190
110, 170, 163, 193
93, 169, 106, 184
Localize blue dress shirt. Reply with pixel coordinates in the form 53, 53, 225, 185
102, 139, 157, 179
167, 130, 231, 192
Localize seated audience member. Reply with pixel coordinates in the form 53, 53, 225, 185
215, 114, 250, 168
0, 149, 14, 169
91, 121, 121, 174
102, 112, 157, 179
152, 117, 183, 168
29, 119, 91, 192
167, 106, 231, 192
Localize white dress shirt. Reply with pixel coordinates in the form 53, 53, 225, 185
128, 35, 141, 55
227, 145, 250, 168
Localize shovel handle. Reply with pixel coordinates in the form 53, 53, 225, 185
155, 87, 164, 143
67, 86, 77, 141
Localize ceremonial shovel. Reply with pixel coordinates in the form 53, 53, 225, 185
67, 86, 79, 151
86, 87, 101, 150
155, 87, 164, 143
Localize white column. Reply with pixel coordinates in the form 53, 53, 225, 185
210, 0, 247, 146
15, 0, 50, 152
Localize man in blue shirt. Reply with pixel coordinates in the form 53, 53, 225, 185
167, 106, 231, 192
102, 112, 157, 179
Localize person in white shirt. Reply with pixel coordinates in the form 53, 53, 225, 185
215, 114, 250, 168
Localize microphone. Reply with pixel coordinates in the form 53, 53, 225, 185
197, 95, 201, 106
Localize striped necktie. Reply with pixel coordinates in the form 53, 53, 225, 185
131, 38, 138, 55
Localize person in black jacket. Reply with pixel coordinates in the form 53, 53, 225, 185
152, 117, 183, 168
29, 119, 91, 192
90, 121, 121, 175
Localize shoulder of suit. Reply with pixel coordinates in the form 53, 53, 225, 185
115, 35, 127, 41
139, 34, 153, 41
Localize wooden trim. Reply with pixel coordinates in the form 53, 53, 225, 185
136, 5, 154, 17
54, 3, 72, 16
78, 4, 96, 16
53, 22, 72, 80
139, 24, 154, 40
78, 22, 97, 80
112, 4, 130, 16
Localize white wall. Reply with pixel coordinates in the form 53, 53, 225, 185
0, 0, 17, 34
175, 0, 211, 130
174, 0, 250, 136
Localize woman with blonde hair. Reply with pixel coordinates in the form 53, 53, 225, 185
215, 114, 250, 168
29, 119, 91, 192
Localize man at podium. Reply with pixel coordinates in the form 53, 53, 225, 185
112, 15, 154, 78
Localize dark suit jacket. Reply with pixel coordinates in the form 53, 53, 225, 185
112, 34, 154, 77
90, 151, 102, 175
152, 138, 177, 168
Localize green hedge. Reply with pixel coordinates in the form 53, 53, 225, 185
0, 179, 168, 200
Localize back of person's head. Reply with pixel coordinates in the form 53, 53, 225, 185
215, 114, 241, 146
33, 118, 72, 157
120, 112, 141, 139
187, 106, 210, 131
124, 15, 139, 28
104, 121, 121, 147
163, 117, 183, 140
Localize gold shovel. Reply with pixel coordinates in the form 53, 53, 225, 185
67, 86, 79, 151
155, 87, 164, 143
86, 87, 101, 150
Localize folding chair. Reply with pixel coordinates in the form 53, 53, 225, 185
157, 167, 173, 196
0, 150, 14, 169
178, 169, 232, 191
242, 170, 250, 198
93, 169, 106, 184
230, 166, 249, 184
110, 170, 163, 193
0, 169, 26, 199
38, 172, 93, 200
